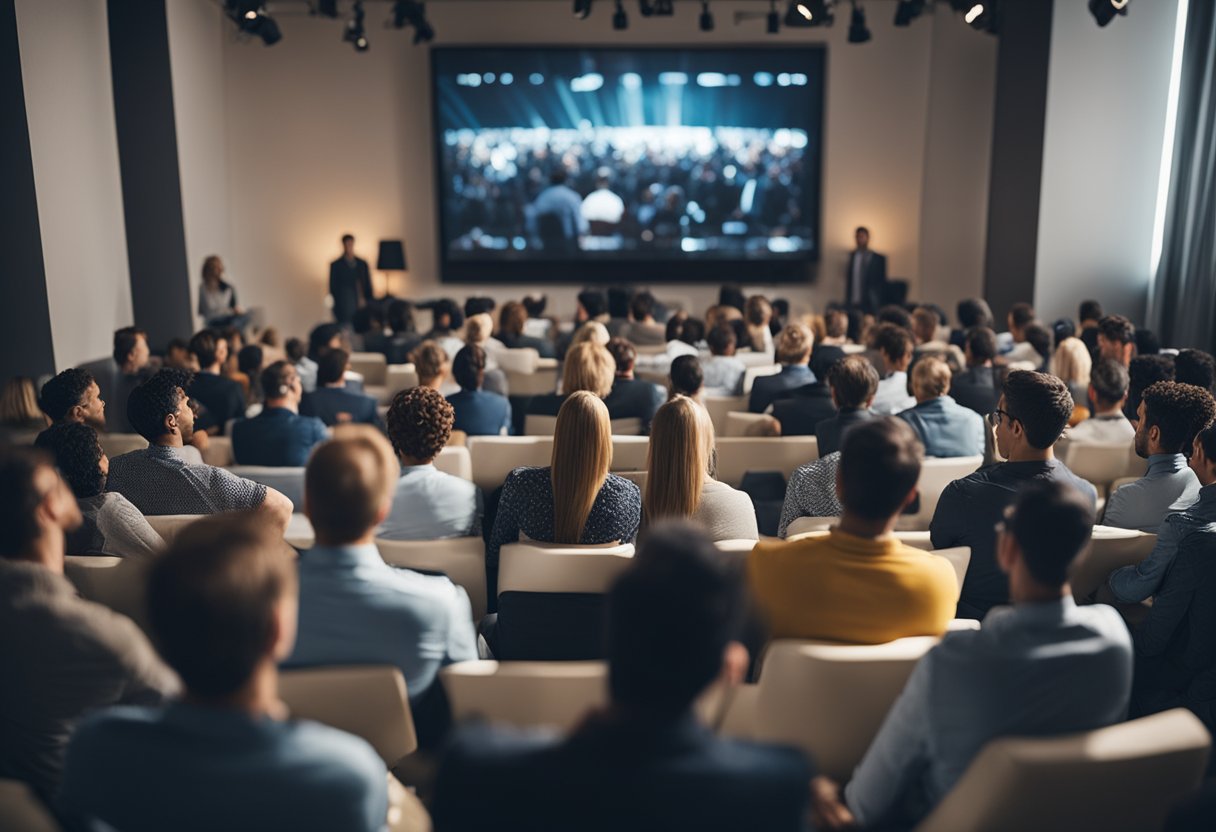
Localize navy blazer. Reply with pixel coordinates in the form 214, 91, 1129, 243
749, 365, 814, 414
772, 382, 836, 437
603, 377, 665, 433
447, 388, 513, 436
300, 386, 380, 428
815, 407, 875, 456
231, 407, 327, 467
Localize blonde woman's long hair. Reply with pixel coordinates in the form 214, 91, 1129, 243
561, 342, 616, 398
551, 391, 613, 543
644, 396, 713, 524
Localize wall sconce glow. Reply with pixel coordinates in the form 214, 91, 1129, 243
797, 3, 813, 20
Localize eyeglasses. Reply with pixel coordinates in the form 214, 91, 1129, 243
986, 408, 1017, 428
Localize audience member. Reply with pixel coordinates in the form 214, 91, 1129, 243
463, 312, 508, 395
644, 397, 758, 541
877, 304, 912, 331
188, 329, 246, 435
447, 345, 513, 437
80, 326, 154, 433
59, 514, 388, 831
668, 354, 705, 402
1102, 381, 1214, 533
1067, 360, 1134, 444
1097, 314, 1137, 367
700, 325, 746, 396
813, 480, 1131, 830
287, 337, 318, 392
870, 323, 916, 415
771, 346, 837, 437
232, 361, 328, 467
380, 387, 483, 540
1050, 318, 1092, 398
602, 337, 665, 433
751, 419, 956, 643
910, 306, 941, 349
422, 298, 466, 359
1022, 322, 1054, 371
33, 423, 163, 560
744, 295, 775, 355
778, 451, 844, 537
749, 323, 814, 414
434, 522, 811, 831
0, 447, 175, 799
1135, 328, 1161, 358
39, 368, 105, 429
1003, 302, 1040, 364
307, 323, 345, 364
1078, 299, 1104, 356
0, 377, 48, 441
1174, 348, 1216, 396
107, 369, 293, 527
287, 428, 477, 747
1125, 353, 1176, 422
951, 326, 1002, 417
623, 290, 666, 346
499, 300, 555, 358
236, 344, 265, 403
301, 349, 380, 427
950, 298, 993, 348
382, 299, 422, 364
163, 337, 195, 371
897, 356, 985, 458
411, 340, 453, 393
810, 312, 848, 379
931, 371, 1096, 619
815, 355, 879, 456
527, 341, 616, 417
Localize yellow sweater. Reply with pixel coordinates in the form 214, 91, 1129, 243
748, 528, 958, 644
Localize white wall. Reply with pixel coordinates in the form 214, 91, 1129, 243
16, 0, 133, 369
1034, 0, 1181, 326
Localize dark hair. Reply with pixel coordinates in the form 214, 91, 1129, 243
0, 447, 52, 558
285, 338, 306, 363
388, 300, 415, 334
1008, 303, 1036, 330
728, 318, 751, 352
872, 323, 913, 362
341, 233, 354, 244
1002, 371, 1073, 449
877, 305, 912, 330
316, 348, 349, 386
33, 422, 105, 498
608, 522, 743, 717
706, 324, 736, 357
824, 309, 848, 338
307, 323, 344, 362
1175, 350, 1216, 394
1127, 354, 1176, 417
1023, 323, 1054, 365
1198, 423, 1216, 462
464, 296, 495, 318
523, 295, 547, 318
237, 344, 263, 378
430, 298, 464, 333
39, 369, 95, 422
148, 515, 294, 698
630, 290, 656, 322
855, 225, 870, 236
966, 326, 998, 363
1089, 360, 1129, 406
112, 327, 146, 367
577, 289, 607, 320
718, 286, 746, 312
839, 418, 923, 520
679, 318, 705, 346
1098, 314, 1135, 346
260, 360, 295, 401
1009, 480, 1094, 586
166, 337, 190, 355
956, 299, 993, 330
386, 386, 453, 463
452, 345, 486, 391
351, 306, 379, 336
1052, 318, 1076, 344
607, 287, 631, 320
1135, 329, 1160, 357
828, 355, 880, 409
606, 337, 636, 374
669, 355, 703, 397
549, 168, 568, 186
1079, 300, 1104, 323
1140, 382, 1216, 455
127, 369, 193, 441
189, 330, 221, 368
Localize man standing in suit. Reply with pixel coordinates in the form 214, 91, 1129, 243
845, 226, 887, 314
328, 234, 373, 327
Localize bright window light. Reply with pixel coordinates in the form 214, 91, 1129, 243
1150, 0, 1190, 280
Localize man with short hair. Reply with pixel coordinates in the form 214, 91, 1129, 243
845, 225, 886, 314
623, 290, 666, 346
931, 371, 1096, 619
749, 323, 815, 414
815, 355, 878, 456
813, 480, 1132, 830
188, 329, 245, 435
232, 361, 328, 466
700, 325, 746, 396
0, 447, 175, 799
447, 345, 513, 437
1003, 302, 1040, 364
1102, 381, 1215, 533
897, 356, 985, 457
39, 368, 105, 428
79, 326, 154, 433
869, 323, 916, 415
329, 233, 374, 327
1125, 353, 1176, 422
1078, 299, 1104, 356
602, 337, 664, 433
379, 387, 482, 540
107, 369, 293, 528
754, 419, 957, 642
1068, 359, 1135, 444
59, 515, 388, 830
950, 326, 1002, 417
434, 522, 812, 830
300, 348, 380, 427
1175, 349, 1216, 396
1097, 314, 1137, 367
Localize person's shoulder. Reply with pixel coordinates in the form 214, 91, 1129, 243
604, 472, 641, 498
504, 466, 548, 489
70, 705, 162, 755
283, 719, 386, 792
699, 735, 813, 794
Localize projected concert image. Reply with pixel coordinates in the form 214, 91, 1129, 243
431, 47, 824, 281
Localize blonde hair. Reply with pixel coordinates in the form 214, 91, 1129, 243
0, 378, 45, 427
409, 340, 449, 387
1052, 336, 1093, 387
561, 342, 615, 398
465, 313, 494, 345
911, 355, 952, 399
644, 396, 714, 524
775, 323, 814, 365
570, 320, 610, 348
551, 391, 612, 542
705, 304, 742, 332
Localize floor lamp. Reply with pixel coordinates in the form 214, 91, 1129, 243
376, 239, 407, 298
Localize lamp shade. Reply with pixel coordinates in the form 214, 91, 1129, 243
377, 239, 407, 271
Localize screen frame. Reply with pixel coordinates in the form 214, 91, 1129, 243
429, 43, 826, 285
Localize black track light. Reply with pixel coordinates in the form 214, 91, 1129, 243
785, 1, 832, 28
767, 0, 780, 34
893, 0, 924, 26
653, 0, 674, 15
316, 0, 338, 18
613, 0, 628, 30
392, 1, 435, 43
639, 0, 655, 16
1088, 0, 1129, 27
699, 1, 714, 32
573, 0, 593, 20
225, 2, 281, 46
344, 0, 369, 51
847, 1, 870, 43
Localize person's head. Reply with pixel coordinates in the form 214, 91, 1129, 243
1134, 329, 1161, 358
522, 295, 547, 318
189, 329, 226, 371
1052, 318, 1076, 345
148, 515, 296, 702
306, 427, 399, 545
775, 323, 813, 367
221, 326, 244, 355
499, 300, 528, 337
669, 355, 704, 399
910, 356, 951, 403
464, 296, 495, 319
872, 323, 913, 373
1192, 423, 1216, 486
352, 306, 379, 337
606, 337, 636, 377
1079, 299, 1104, 325
607, 286, 631, 320
386, 385, 453, 466
39, 369, 104, 428
1097, 315, 1136, 365
452, 345, 486, 391
837, 418, 922, 524
607, 522, 745, 718
307, 323, 344, 362
260, 361, 302, 408
388, 299, 415, 334
910, 307, 938, 345
1088, 359, 1130, 412
259, 328, 280, 349
551, 391, 613, 543
992, 371, 1072, 457
317, 348, 350, 387
1007, 303, 1036, 339
630, 290, 656, 323
1134, 381, 1216, 459
0, 377, 44, 428
1023, 323, 1054, 366
854, 226, 870, 249
577, 289, 608, 322
571, 320, 610, 350
645, 396, 714, 524
201, 255, 225, 287
285, 337, 306, 364
34, 422, 108, 499
127, 369, 195, 445
877, 304, 912, 331
718, 285, 746, 312
678, 317, 705, 346
965, 326, 998, 366
0, 446, 81, 570
113, 326, 149, 373
997, 480, 1093, 599
549, 168, 568, 187
464, 313, 494, 346
824, 309, 848, 340
341, 233, 355, 257
430, 298, 464, 333
561, 342, 616, 398
745, 295, 772, 328
706, 325, 737, 358
165, 337, 194, 369
409, 340, 449, 388
237, 345, 263, 380
957, 298, 994, 330
1174, 349, 1216, 395
828, 355, 880, 410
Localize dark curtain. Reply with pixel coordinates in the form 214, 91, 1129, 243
1149, 1, 1216, 354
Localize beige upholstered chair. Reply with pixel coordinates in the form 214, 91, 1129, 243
0, 779, 58, 832
895, 455, 984, 531
279, 665, 416, 767
200, 435, 233, 467
500, 350, 559, 397
741, 364, 781, 395
610, 436, 649, 471
915, 709, 1212, 832
376, 537, 488, 621
525, 415, 642, 436
145, 514, 204, 545
433, 445, 472, 481
498, 541, 635, 595
227, 465, 305, 509
466, 436, 553, 492
714, 437, 820, 487
704, 395, 749, 434
932, 547, 971, 597
382, 363, 419, 404
441, 660, 609, 731
64, 555, 150, 629
723, 411, 775, 436
96, 432, 148, 459
349, 351, 388, 386
1070, 525, 1158, 602
1064, 441, 1136, 496
784, 516, 837, 537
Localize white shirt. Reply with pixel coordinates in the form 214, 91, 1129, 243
872, 372, 915, 415
1067, 414, 1136, 445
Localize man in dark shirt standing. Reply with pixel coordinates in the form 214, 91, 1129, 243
328, 234, 373, 327
931, 371, 1097, 619
844, 226, 887, 314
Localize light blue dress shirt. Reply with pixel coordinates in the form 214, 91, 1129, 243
286, 543, 478, 701
700, 355, 747, 396
844, 597, 1132, 828
1102, 453, 1200, 533
1109, 483, 1216, 603
897, 395, 985, 458
871, 371, 916, 416
378, 463, 483, 540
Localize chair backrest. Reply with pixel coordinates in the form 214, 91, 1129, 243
97, 432, 148, 459
932, 547, 971, 597
64, 556, 149, 629
914, 709, 1212, 832
896, 455, 984, 531
610, 435, 649, 471
1069, 525, 1158, 601
441, 660, 608, 732
349, 352, 388, 386
503, 356, 559, 396
144, 514, 205, 545
283, 514, 316, 549
0, 779, 59, 832
201, 435, 233, 467
279, 665, 416, 766
714, 437, 820, 487
741, 364, 781, 395
704, 395, 749, 434
227, 465, 305, 509
466, 436, 554, 492
495, 348, 540, 374
523, 414, 558, 436
785, 516, 837, 537
498, 541, 636, 595
1064, 441, 1135, 494
384, 363, 418, 399
433, 445, 472, 481
608, 417, 643, 436
754, 636, 940, 780
376, 537, 487, 621
724, 411, 774, 437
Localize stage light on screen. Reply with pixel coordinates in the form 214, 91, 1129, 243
500, 72, 514, 85
753, 72, 774, 87
483, 73, 496, 84
659, 72, 689, 86
697, 73, 728, 88
529, 73, 545, 85
571, 73, 605, 93
620, 72, 642, 90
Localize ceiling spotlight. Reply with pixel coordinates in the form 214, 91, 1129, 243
654, 0, 674, 15
1088, 0, 1130, 27
573, 0, 593, 19
767, 0, 780, 33
962, 1, 1000, 33
344, 0, 369, 51
638, 0, 655, 16
225, 2, 282, 46
894, 0, 924, 26
699, 1, 714, 31
392, 1, 434, 44
847, 1, 870, 43
613, 0, 628, 30
785, 1, 832, 28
